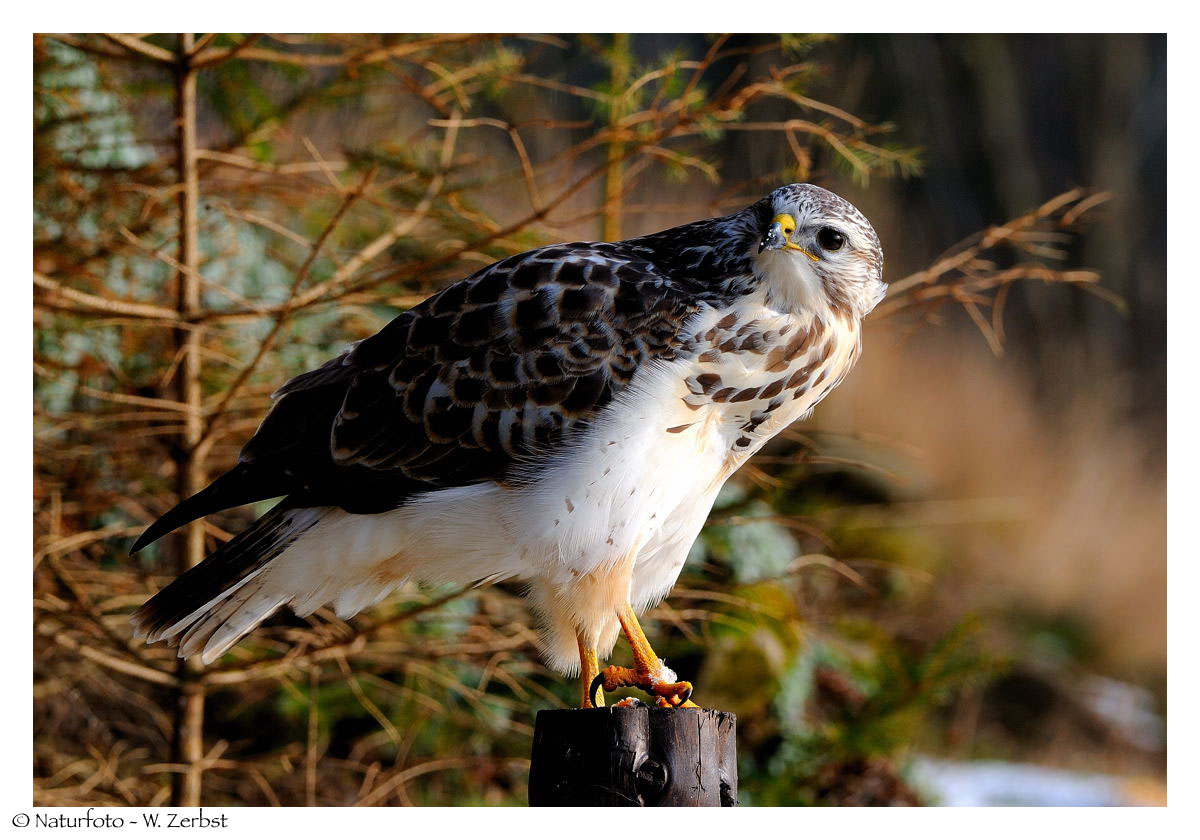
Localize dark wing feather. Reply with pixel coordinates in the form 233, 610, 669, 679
129, 462, 289, 553
306, 244, 700, 510
134, 241, 703, 548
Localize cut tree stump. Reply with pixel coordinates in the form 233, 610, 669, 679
528, 706, 737, 806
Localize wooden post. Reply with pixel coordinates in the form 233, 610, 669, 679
528, 707, 737, 807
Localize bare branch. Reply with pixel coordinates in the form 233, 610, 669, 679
103, 34, 175, 64
34, 272, 183, 322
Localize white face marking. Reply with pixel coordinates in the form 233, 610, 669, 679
754, 247, 827, 313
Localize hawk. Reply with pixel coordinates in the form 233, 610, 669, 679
131, 183, 885, 709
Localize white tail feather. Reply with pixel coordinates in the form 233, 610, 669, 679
145, 567, 267, 646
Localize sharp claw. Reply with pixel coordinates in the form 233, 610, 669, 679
591, 666, 696, 709
589, 673, 605, 709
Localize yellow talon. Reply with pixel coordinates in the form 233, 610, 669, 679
585, 604, 699, 709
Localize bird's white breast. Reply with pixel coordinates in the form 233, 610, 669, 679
508, 297, 860, 605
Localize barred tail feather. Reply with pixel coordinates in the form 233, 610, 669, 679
131, 503, 326, 663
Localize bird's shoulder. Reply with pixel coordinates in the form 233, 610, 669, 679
357, 240, 698, 365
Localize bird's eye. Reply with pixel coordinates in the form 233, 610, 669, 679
817, 227, 845, 252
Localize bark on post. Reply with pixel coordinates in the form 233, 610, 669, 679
529, 707, 737, 807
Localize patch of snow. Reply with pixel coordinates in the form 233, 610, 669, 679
911, 757, 1135, 807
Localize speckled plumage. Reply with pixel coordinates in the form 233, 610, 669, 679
131, 184, 885, 672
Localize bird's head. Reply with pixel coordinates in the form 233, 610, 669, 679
753, 184, 885, 319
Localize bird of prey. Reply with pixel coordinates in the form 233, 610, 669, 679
131, 183, 885, 709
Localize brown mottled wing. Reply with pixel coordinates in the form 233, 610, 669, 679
238, 243, 700, 514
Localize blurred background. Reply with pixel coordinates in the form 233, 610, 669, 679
33, 34, 1165, 806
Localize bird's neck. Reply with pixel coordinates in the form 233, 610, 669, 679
625, 202, 769, 300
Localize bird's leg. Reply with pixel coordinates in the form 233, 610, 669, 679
578, 636, 605, 708
590, 603, 699, 708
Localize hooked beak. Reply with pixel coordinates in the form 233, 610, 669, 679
759, 213, 820, 261
759, 222, 787, 253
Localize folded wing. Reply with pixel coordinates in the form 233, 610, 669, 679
133, 242, 701, 549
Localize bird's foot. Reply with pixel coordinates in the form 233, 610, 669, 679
590, 664, 696, 709
655, 695, 700, 709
